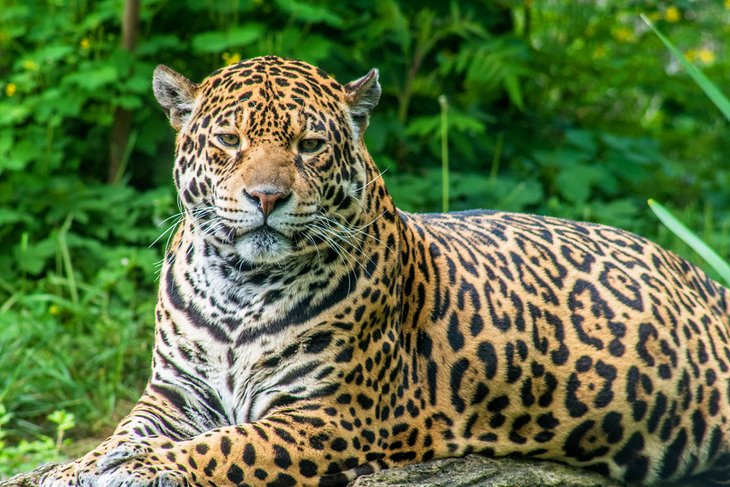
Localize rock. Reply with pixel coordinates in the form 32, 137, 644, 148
348, 455, 622, 487
6, 455, 709, 487
3, 457, 616, 487
0, 463, 59, 487
0, 457, 621, 487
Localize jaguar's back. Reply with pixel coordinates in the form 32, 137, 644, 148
398, 209, 730, 484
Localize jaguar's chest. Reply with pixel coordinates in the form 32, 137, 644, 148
157, 238, 352, 425
157, 301, 326, 427
207, 335, 315, 424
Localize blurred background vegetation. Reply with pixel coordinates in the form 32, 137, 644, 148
1, 0, 729, 475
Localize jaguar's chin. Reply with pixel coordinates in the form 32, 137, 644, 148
234, 227, 293, 265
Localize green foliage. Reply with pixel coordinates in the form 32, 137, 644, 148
0, 404, 74, 479
643, 17, 730, 287
1, 0, 730, 475
0, 183, 171, 438
642, 14, 730, 122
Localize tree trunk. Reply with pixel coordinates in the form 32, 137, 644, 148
108, 0, 140, 184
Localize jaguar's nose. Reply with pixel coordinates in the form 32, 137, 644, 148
245, 189, 290, 218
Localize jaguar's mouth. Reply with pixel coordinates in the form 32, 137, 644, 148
189, 207, 302, 264
246, 225, 284, 246
233, 225, 292, 264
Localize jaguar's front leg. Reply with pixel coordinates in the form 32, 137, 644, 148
81, 405, 401, 487
37, 436, 137, 487
38, 384, 207, 487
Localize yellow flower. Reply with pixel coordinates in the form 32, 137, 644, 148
665, 6, 681, 22
685, 48, 716, 65
5, 83, 16, 97
49, 305, 60, 315
697, 48, 716, 64
613, 26, 635, 42
80, 38, 90, 49
725, 0, 730, 9
22, 59, 38, 71
222, 52, 242, 65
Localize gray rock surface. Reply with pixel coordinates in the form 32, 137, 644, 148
348, 455, 622, 487
0, 463, 59, 487
5, 455, 709, 486
0, 457, 622, 487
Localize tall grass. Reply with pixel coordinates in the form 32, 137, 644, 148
649, 200, 730, 287
439, 95, 449, 213
642, 15, 730, 285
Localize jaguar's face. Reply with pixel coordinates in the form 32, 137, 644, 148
153, 56, 381, 265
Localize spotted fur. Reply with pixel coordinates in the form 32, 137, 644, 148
39, 56, 730, 487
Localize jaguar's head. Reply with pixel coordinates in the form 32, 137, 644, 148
153, 56, 381, 266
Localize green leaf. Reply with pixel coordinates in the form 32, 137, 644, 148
136, 35, 186, 56
555, 165, 605, 204
63, 64, 119, 90
648, 199, 730, 287
599, 133, 633, 152
565, 129, 597, 154
115, 95, 143, 110
503, 75, 524, 111
19, 45, 74, 67
0, 208, 32, 226
0, 131, 12, 156
37, 88, 84, 120
47, 409, 75, 432
406, 112, 485, 138
14, 237, 58, 275
3, 138, 41, 173
0, 100, 31, 126
273, 0, 344, 27
593, 198, 638, 229
285, 34, 334, 64
533, 148, 591, 168
496, 179, 544, 211
192, 24, 265, 53
641, 15, 730, 122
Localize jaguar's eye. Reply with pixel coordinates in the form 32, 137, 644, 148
216, 134, 240, 148
298, 138, 325, 154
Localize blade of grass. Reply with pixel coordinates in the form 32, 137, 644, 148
438, 94, 449, 213
641, 14, 730, 121
57, 215, 78, 305
648, 199, 730, 287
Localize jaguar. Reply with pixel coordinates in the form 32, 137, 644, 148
35, 55, 730, 486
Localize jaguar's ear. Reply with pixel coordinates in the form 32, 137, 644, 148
153, 65, 199, 131
344, 68, 381, 137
